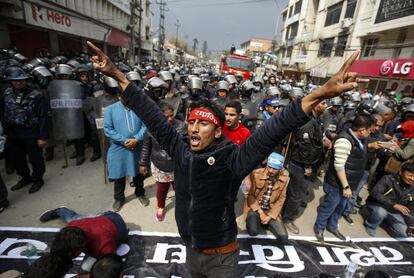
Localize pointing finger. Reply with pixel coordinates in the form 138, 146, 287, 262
340, 50, 360, 73
87, 41, 105, 56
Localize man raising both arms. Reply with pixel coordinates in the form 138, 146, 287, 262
87, 41, 367, 278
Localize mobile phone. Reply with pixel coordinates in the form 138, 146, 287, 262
379, 141, 394, 149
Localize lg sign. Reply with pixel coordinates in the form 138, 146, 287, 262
380, 59, 413, 76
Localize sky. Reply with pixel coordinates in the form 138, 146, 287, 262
152, 0, 289, 53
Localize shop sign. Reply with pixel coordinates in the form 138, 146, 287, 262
294, 55, 307, 63
375, 0, 414, 24
310, 67, 327, 78
380, 59, 413, 76
23, 2, 108, 41
349, 59, 414, 79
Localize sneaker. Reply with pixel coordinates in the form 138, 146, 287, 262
314, 231, 324, 243
137, 195, 149, 207
11, 178, 33, 191
29, 180, 44, 194
343, 214, 354, 225
156, 209, 165, 222
112, 200, 124, 212
284, 221, 300, 234
76, 156, 85, 166
0, 202, 10, 213
89, 153, 101, 162
39, 207, 65, 222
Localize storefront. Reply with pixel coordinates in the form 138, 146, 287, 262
349, 59, 414, 96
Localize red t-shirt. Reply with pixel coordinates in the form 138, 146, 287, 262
223, 123, 251, 145
67, 216, 117, 258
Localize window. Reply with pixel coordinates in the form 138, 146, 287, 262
146, 0, 150, 17
289, 22, 299, 39
294, 0, 302, 15
363, 38, 379, 57
287, 47, 293, 58
393, 29, 406, 58
318, 37, 334, 57
285, 26, 290, 41
282, 12, 287, 24
345, 0, 357, 18
226, 57, 255, 71
289, 6, 293, 17
325, 2, 343, 26
145, 26, 150, 41
335, 35, 348, 56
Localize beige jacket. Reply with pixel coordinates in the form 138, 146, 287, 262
243, 168, 289, 221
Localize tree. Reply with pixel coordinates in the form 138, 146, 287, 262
202, 40, 208, 58
192, 38, 199, 52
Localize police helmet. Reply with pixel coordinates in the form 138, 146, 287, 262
5, 66, 29, 80
351, 92, 361, 102
51, 56, 68, 65
344, 101, 356, 110
147, 77, 168, 89
200, 73, 210, 82
55, 64, 73, 76
13, 53, 27, 63
290, 87, 304, 98
373, 101, 392, 114
330, 97, 343, 106
224, 75, 237, 85
158, 70, 173, 82
192, 68, 202, 76
252, 76, 264, 85
23, 58, 43, 72
267, 86, 281, 97
388, 91, 396, 97
32, 66, 53, 79
189, 77, 203, 90
235, 72, 243, 79
169, 68, 176, 76
104, 76, 119, 88
357, 100, 375, 115
126, 71, 142, 82
241, 80, 255, 92
66, 59, 80, 69
217, 80, 229, 92
77, 64, 89, 74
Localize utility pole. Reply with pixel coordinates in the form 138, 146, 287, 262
174, 19, 181, 62
156, 0, 167, 65
129, 0, 137, 63
137, 0, 142, 63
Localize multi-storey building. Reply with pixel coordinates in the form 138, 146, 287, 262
0, 0, 153, 60
278, 0, 414, 94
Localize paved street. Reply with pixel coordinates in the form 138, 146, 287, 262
0, 144, 389, 240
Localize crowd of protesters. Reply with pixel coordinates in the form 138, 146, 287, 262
0, 43, 413, 277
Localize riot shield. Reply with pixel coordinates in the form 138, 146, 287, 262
48, 80, 85, 140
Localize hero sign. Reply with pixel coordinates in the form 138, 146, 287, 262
380, 60, 413, 76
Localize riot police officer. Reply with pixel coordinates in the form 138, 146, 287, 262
211, 80, 229, 110
1, 67, 48, 193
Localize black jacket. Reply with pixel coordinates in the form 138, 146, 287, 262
139, 119, 187, 172
122, 83, 309, 249
324, 129, 367, 190
289, 115, 324, 167
367, 174, 414, 226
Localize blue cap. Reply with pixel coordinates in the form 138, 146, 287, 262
266, 98, 280, 106
267, 152, 285, 170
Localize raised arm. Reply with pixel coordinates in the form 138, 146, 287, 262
231, 50, 368, 177
87, 41, 183, 159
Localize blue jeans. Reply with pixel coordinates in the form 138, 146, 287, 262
343, 171, 368, 215
56, 207, 99, 223
57, 208, 128, 244
365, 205, 408, 237
314, 182, 348, 233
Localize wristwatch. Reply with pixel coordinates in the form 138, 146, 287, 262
342, 185, 350, 190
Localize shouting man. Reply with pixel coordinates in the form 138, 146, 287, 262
87, 41, 366, 278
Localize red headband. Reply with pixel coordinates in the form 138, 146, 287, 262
188, 108, 222, 127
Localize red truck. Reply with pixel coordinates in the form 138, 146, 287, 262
219, 53, 255, 80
